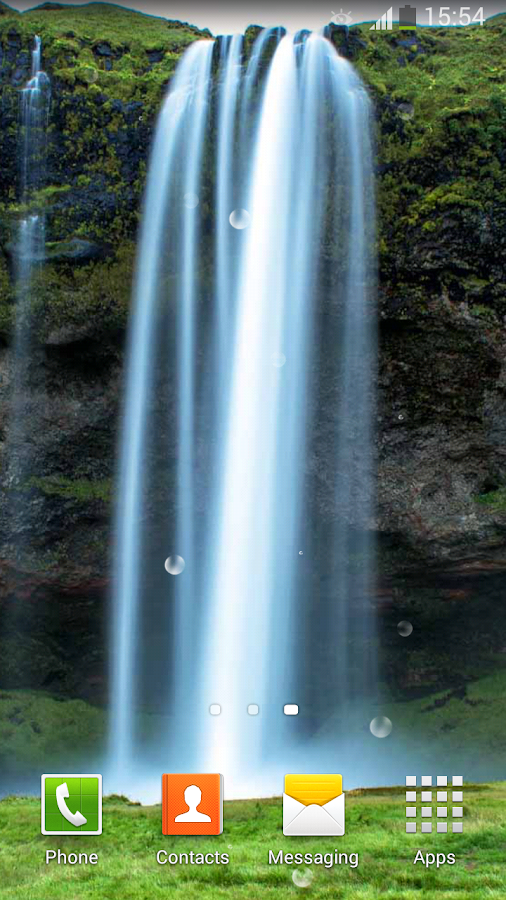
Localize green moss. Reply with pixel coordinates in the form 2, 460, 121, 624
32, 184, 71, 204
0, 254, 13, 335
26, 475, 113, 503
336, 17, 506, 321
470, 304, 496, 321
35, 240, 135, 335
475, 487, 506, 510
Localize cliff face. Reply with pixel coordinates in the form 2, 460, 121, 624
0, 4, 211, 698
0, 5, 505, 700
351, 23, 506, 572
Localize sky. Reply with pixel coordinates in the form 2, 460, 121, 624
6, 0, 506, 33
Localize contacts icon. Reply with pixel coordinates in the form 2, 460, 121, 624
162, 773, 223, 835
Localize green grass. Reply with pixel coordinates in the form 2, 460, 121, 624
0, 691, 107, 773
389, 665, 506, 735
0, 2, 209, 100
2, 669, 506, 777
0, 784, 505, 897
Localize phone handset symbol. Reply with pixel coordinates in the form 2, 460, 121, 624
56, 782, 87, 827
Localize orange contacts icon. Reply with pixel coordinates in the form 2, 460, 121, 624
162, 774, 224, 835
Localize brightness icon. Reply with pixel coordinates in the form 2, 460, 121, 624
331, 9, 353, 23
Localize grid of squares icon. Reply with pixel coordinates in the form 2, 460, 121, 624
405, 775, 464, 833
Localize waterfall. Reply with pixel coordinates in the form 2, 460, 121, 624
109, 30, 376, 798
109, 40, 215, 772
17, 36, 50, 328
216, 34, 243, 358
8, 36, 50, 553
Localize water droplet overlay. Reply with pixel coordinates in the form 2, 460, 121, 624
81, 66, 98, 84
292, 868, 314, 888
164, 555, 185, 575
370, 716, 393, 738
184, 192, 199, 209
397, 620, 413, 637
272, 352, 286, 368
299, 551, 303, 555
229, 208, 250, 229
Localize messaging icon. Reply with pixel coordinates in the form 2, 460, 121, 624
283, 774, 345, 836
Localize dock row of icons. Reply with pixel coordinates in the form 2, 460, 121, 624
370, 5, 417, 29
41, 773, 464, 837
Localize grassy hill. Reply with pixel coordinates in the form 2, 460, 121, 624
0, 783, 504, 898
1, 668, 506, 786
0, 1, 209, 98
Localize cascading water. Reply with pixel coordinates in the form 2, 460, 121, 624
216, 34, 243, 353
8, 37, 50, 553
109, 29, 376, 798
16, 36, 50, 349
109, 41, 215, 773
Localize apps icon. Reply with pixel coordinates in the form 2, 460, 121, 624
41, 774, 102, 835
405, 775, 464, 833
162, 773, 223, 835
283, 774, 345, 836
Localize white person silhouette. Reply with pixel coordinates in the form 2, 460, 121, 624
174, 784, 211, 823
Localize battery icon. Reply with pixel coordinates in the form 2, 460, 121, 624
399, 4, 417, 27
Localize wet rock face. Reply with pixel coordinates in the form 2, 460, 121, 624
325, 24, 367, 59
377, 309, 506, 561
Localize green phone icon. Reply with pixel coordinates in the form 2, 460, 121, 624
41, 774, 102, 835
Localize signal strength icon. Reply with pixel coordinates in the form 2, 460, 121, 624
370, 6, 393, 28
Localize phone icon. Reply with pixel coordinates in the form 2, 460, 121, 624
56, 782, 87, 827
41, 774, 102, 835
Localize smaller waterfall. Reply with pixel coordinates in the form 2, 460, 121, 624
17, 36, 50, 291
9, 36, 50, 549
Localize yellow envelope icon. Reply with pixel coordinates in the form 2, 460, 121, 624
283, 774, 345, 836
